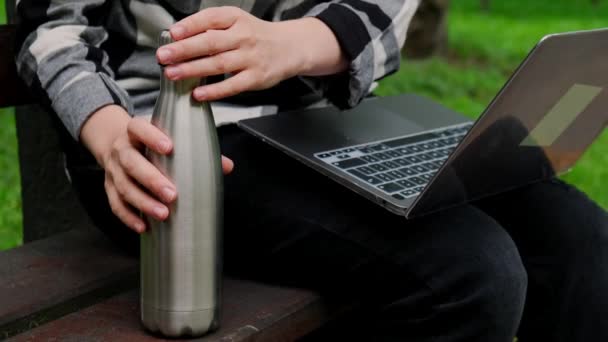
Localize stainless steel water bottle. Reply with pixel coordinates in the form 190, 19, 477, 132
140, 30, 222, 337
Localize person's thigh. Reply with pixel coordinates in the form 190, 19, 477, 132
475, 179, 608, 342
220, 125, 527, 341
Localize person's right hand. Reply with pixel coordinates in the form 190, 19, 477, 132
80, 105, 234, 233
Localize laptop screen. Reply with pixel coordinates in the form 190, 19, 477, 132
408, 29, 608, 218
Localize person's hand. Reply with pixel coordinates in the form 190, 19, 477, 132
81, 105, 234, 233
156, 6, 348, 101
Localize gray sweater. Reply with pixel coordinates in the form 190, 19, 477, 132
15, 0, 419, 140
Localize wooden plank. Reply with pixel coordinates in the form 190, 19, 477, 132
0, 25, 33, 108
0, 228, 139, 339
8, 279, 352, 342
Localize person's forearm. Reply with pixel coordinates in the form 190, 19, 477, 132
80, 104, 131, 167
279, 18, 349, 77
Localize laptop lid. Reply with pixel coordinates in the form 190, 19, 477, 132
406, 28, 608, 218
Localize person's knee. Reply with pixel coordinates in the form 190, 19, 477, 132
425, 208, 528, 328
470, 245, 528, 324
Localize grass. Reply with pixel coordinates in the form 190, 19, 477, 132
0, 107, 21, 250
376, 0, 608, 210
0, 0, 23, 250
0, 0, 607, 250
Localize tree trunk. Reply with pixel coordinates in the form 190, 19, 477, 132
403, 0, 450, 59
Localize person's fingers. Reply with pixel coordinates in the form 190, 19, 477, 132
170, 6, 241, 40
164, 49, 244, 80
127, 117, 173, 154
105, 180, 147, 233
192, 70, 257, 101
222, 155, 234, 174
118, 147, 177, 203
159, 29, 240, 66
112, 167, 170, 222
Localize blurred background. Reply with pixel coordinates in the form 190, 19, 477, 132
1, 0, 607, 250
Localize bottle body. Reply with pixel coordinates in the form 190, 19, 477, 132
140, 30, 222, 337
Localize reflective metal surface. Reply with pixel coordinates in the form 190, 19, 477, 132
140, 30, 222, 337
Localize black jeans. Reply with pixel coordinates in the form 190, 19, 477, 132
70, 124, 608, 342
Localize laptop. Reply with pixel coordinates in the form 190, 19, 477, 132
237, 28, 608, 218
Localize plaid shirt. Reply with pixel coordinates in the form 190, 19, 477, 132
15, 0, 419, 140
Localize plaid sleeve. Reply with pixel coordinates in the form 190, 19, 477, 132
276, 0, 420, 109
15, 0, 133, 141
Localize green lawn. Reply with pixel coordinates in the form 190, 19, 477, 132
0, 0, 607, 250
0, 1, 23, 250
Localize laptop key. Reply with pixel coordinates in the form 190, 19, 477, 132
429, 151, 442, 159
371, 144, 390, 151
376, 173, 395, 182
398, 167, 418, 176
401, 189, 417, 198
408, 145, 423, 153
420, 173, 434, 181
396, 146, 414, 154
422, 162, 439, 171
358, 147, 376, 154
360, 155, 380, 163
412, 165, 428, 173
356, 166, 376, 175
386, 171, 405, 179
393, 158, 412, 167
444, 128, 460, 136
372, 152, 392, 160
336, 154, 351, 160
433, 140, 446, 147
430, 161, 444, 168
385, 150, 403, 158
397, 179, 416, 188
445, 137, 459, 145
381, 161, 400, 169
410, 177, 427, 185
348, 169, 382, 185
438, 148, 451, 157
428, 141, 442, 149
419, 143, 433, 151
438, 138, 454, 146
417, 153, 433, 161
369, 163, 388, 172
332, 158, 366, 169
404, 156, 423, 164
378, 182, 404, 194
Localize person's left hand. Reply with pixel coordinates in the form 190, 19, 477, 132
156, 6, 347, 102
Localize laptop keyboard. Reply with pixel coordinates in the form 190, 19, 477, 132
315, 122, 473, 200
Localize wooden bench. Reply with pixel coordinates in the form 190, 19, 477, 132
0, 3, 355, 339
0, 228, 352, 341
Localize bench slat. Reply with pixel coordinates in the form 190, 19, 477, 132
0, 228, 139, 338
8, 280, 344, 341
